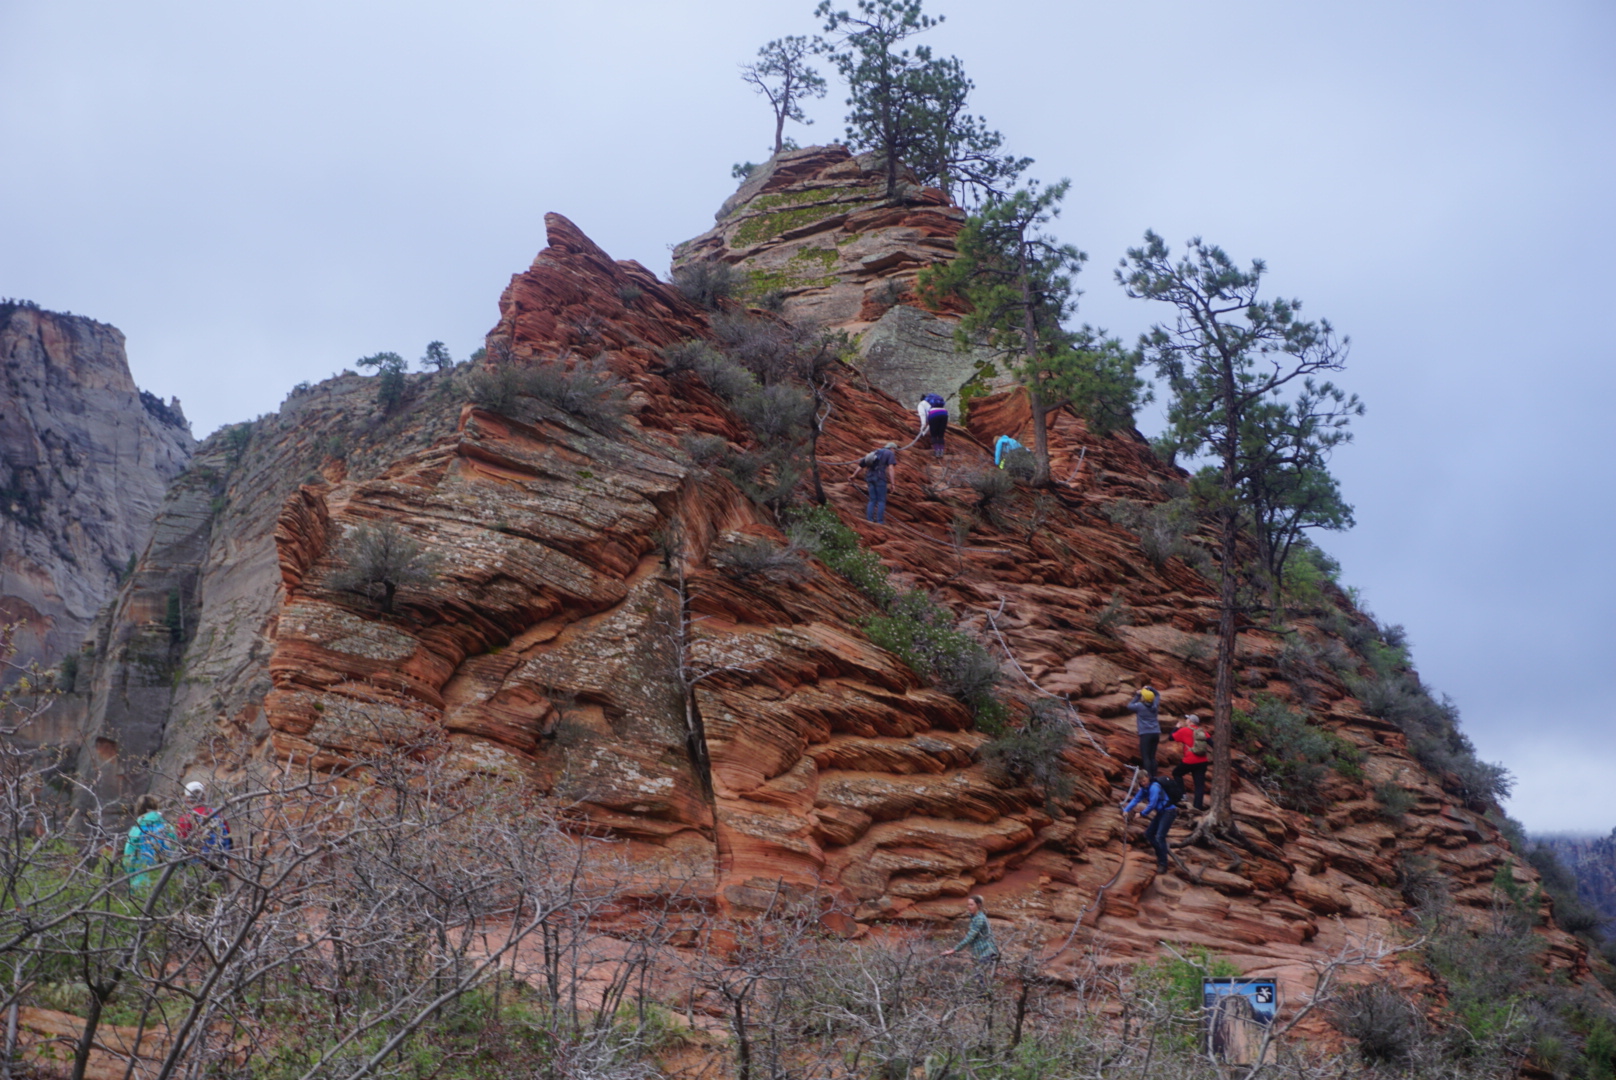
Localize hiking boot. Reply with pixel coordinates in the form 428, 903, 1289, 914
1156, 863, 1169, 874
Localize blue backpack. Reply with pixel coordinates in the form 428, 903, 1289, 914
924, 393, 946, 409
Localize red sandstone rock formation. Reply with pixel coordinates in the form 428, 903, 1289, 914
57, 212, 1597, 1019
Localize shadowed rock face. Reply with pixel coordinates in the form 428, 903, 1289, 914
0, 304, 192, 682
58, 214, 1598, 1010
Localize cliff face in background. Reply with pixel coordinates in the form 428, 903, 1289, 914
673, 145, 1003, 408
0, 303, 193, 682
41, 366, 465, 810
48, 205, 1599, 1013
1536, 832, 1616, 924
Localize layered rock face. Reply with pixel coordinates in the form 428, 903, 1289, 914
64, 213, 1593, 1010
0, 303, 192, 682
673, 145, 1002, 408
53, 367, 463, 810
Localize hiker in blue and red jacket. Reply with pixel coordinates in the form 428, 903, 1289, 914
916, 394, 949, 459
1123, 774, 1183, 875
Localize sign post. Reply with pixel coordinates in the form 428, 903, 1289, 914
1202, 977, 1278, 1065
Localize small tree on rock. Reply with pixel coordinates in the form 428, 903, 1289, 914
420, 340, 453, 372
356, 351, 408, 413
741, 35, 828, 156
818, 0, 1023, 203
329, 521, 440, 614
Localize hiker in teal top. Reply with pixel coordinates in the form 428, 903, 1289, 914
943, 895, 998, 962
122, 794, 178, 892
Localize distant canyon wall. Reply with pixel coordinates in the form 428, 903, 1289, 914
0, 303, 192, 682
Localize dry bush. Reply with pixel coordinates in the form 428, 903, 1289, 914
714, 537, 812, 585
672, 261, 745, 310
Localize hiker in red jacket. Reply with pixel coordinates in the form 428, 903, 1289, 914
1170, 713, 1211, 812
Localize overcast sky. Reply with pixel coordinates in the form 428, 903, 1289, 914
3, 1, 1613, 831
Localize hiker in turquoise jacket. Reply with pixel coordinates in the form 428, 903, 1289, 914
943, 895, 998, 963
122, 794, 178, 892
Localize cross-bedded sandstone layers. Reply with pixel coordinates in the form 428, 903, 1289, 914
0, 304, 192, 681
263, 215, 1592, 1005
57, 212, 1596, 1017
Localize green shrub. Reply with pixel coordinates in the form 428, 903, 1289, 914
672, 261, 745, 310
984, 700, 1074, 810
680, 432, 730, 466
785, 505, 894, 607
1234, 697, 1363, 811
1375, 780, 1418, 822
523, 358, 629, 429
328, 521, 441, 614
865, 590, 1001, 722
466, 360, 629, 430
55, 652, 79, 692
466, 365, 524, 414
733, 383, 812, 442
1106, 496, 1200, 569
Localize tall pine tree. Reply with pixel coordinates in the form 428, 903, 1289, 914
1120, 232, 1352, 840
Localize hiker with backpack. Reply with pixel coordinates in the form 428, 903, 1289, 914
916, 393, 949, 459
993, 434, 1025, 469
859, 441, 899, 524
1122, 774, 1183, 874
122, 794, 179, 892
176, 780, 233, 865
1127, 686, 1162, 777
1170, 714, 1211, 812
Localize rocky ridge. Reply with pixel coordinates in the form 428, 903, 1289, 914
49, 209, 1599, 1015
0, 303, 193, 683
673, 145, 1002, 409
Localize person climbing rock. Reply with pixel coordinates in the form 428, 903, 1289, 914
122, 794, 178, 892
942, 894, 998, 985
1170, 713, 1211, 812
859, 441, 898, 524
1123, 774, 1183, 874
916, 393, 948, 459
1128, 686, 1162, 776
993, 434, 1024, 469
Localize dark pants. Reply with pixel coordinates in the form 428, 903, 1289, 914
927, 414, 948, 457
1144, 806, 1178, 870
1174, 761, 1208, 810
866, 476, 888, 523
1138, 733, 1160, 777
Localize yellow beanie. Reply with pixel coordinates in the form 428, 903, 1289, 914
1140, 689, 1155, 704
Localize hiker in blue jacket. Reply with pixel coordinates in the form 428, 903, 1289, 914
993, 435, 1024, 469
1123, 775, 1182, 875
122, 794, 179, 892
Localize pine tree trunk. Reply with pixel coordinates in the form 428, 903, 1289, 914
1205, 353, 1242, 834
1019, 239, 1052, 486
773, 112, 785, 157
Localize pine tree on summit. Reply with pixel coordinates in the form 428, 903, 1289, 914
741, 36, 828, 156
816, 0, 1025, 205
